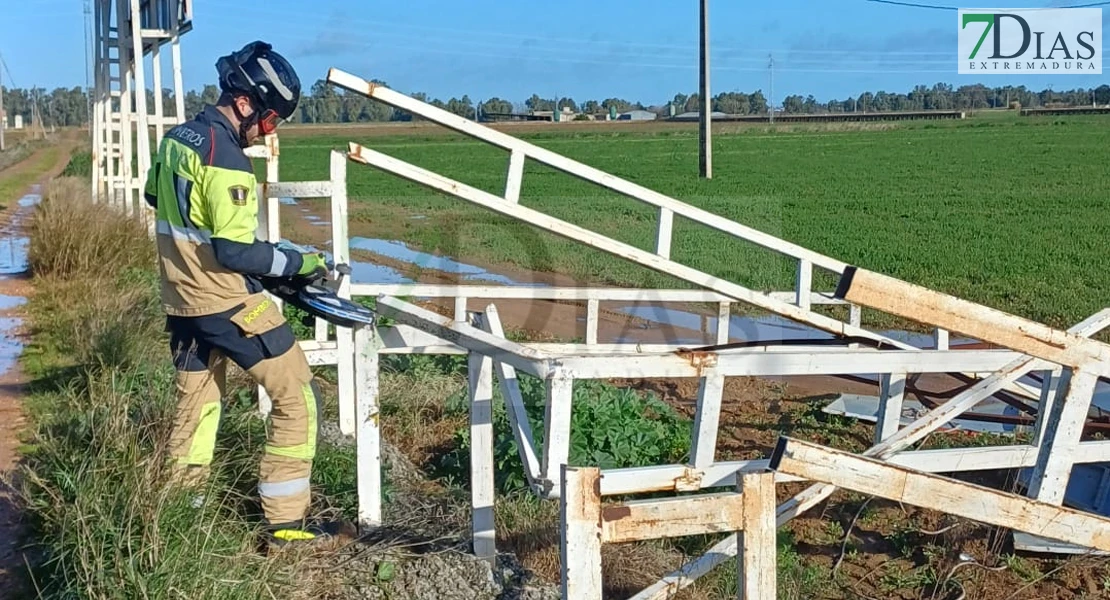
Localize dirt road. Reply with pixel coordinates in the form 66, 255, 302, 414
0, 132, 80, 596
0, 190, 38, 597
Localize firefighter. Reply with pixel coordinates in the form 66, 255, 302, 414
143, 40, 334, 545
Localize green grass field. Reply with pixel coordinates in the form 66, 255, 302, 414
274, 112, 1109, 331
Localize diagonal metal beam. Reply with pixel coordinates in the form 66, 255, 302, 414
836, 266, 1110, 376
630, 310, 1109, 600
345, 142, 913, 351
373, 295, 555, 379
770, 436, 1110, 551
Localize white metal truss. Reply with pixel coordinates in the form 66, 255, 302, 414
117, 60, 1107, 597
327, 67, 1051, 406
308, 68, 1110, 597
345, 294, 1110, 582
92, 0, 192, 220
250, 136, 1109, 597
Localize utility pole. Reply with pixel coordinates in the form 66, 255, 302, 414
768, 54, 775, 124
698, 0, 711, 178
1, 71, 5, 152
0, 50, 6, 150
84, 0, 92, 129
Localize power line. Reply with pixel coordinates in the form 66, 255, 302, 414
863, 0, 957, 10
863, 0, 1110, 8
0, 54, 15, 89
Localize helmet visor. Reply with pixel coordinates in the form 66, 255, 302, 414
258, 108, 284, 135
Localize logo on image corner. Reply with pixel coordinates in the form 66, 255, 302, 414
957, 8, 1101, 75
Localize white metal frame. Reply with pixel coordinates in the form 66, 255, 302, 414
325, 288, 1109, 596
245, 141, 357, 432
225, 68, 1110, 598
327, 67, 1052, 405
561, 467, 777, 600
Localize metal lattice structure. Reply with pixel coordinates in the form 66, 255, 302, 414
319, 68, 1109, 598
230, 67, 1110, 598
91, 0, 192, 215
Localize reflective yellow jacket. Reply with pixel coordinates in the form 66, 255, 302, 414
143, 105, 305, 317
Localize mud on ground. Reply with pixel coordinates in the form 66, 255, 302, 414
0, 132, 81, 598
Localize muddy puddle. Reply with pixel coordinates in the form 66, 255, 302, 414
349, 236, 546, 287
612, 304, 977, 348
0, 185, 37, 397
0, 297, 26, 311
0, 185, 34, 591
0, 187, 36, 277
281, 199, 1017, 352
0, 317, 22, 375
344, 232, 976, 348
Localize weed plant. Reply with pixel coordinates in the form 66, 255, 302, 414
13, 177, 304, 599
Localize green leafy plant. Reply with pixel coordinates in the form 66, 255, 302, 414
434, 374, 691, 494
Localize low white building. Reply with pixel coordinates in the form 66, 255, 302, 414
618, 109, 657, 121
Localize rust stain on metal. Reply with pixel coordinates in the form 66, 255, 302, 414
347, 143, 370, 164
626, 481, 685, 495
568, 469, 601, 521
602, 505, 632, 521
265, 133, 280, 157
674, 468, 703, 492
676, 350, 718, 377
1017, 324, 1068, 349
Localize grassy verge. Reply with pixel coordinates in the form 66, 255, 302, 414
10, 171, 697, 598
0, 145, 60, 207
0, 139, 47, 173
13, 176, 319, 599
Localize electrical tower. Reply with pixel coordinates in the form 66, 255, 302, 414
768, 54, 775, 124
91, 0, 192, 219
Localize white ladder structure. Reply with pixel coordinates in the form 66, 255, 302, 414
319, 67, 1108, 598
91, 0, 192, 217
326, 67, 1051, 403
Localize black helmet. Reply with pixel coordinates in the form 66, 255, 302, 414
216, 41, 301, 122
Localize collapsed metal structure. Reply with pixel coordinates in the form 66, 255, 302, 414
84, 6, 1110, 589
238, 68, 1110, 598
90, 0, 192, 215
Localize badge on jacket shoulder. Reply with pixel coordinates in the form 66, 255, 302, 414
228, 185, 249, 206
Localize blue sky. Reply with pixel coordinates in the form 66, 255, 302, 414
3, 0, 1106, 107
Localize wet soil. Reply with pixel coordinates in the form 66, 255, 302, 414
0, 133, 78, 597
0, 193, 36, 597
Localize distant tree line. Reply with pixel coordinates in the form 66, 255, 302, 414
5, 81, 1110, 128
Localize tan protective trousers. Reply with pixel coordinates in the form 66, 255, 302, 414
165, 294, 319, 526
